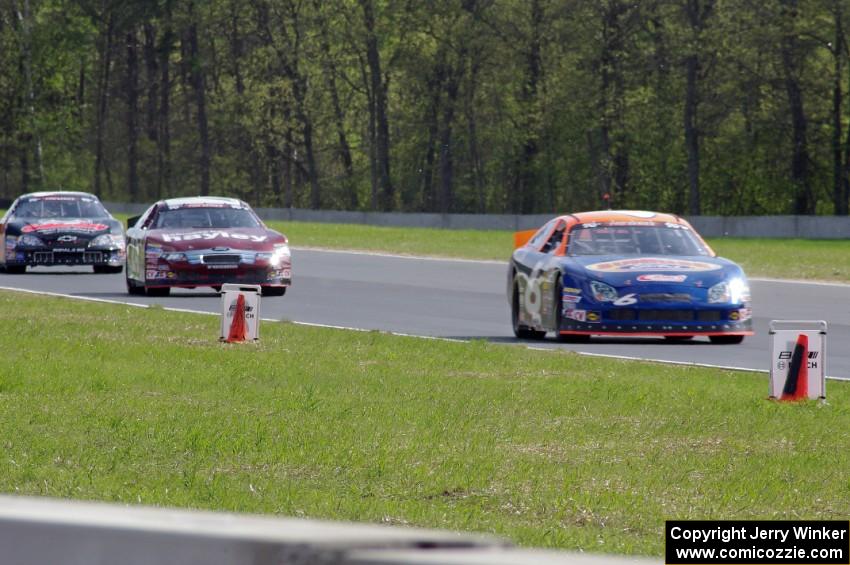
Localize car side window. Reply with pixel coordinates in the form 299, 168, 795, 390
527, 221, 553, 249
139, 206, 158, 229
540, 222, 566, 254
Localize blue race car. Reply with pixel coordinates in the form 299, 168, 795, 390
508, 210, 752, 344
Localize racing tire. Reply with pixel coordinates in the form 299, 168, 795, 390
94, 265, 123, 274
126, 274, 145, 295
262, 286, 286, 297
4, 265, 26, 274
511, 284, 545, 340
709, 335, 745, 345
145, 286, 171, 297
554, 275, 590, 343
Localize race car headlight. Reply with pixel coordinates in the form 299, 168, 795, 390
164, 252, 187, 262
18, 234, 44, 247
708, 278, 750, 304
270, 244, 290, 267
89, 234, 125, 249
590, 280, 618, 302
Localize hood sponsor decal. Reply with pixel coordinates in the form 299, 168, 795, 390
21, 221, 109, 234
586, 257, 721, 273
636, 274, 688, 283
160, 231, 268, 243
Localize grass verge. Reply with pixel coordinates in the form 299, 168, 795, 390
266, 220, 850, 283
2, 290, 849, 556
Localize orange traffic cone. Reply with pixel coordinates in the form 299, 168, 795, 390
780, 333, 809, 401
226, 294, 248, 343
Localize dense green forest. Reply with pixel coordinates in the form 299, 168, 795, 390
0, 0, 849, 215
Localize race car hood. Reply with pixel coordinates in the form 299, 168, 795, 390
146, 227, 285, 251
5, 218, 119, 242
563, 255, 745, 288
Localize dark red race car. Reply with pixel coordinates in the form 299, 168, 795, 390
125, 197, 291, 296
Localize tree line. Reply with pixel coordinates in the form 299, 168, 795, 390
1, 0, 849, 216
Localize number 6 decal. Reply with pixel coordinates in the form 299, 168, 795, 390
613, 293, 637, 306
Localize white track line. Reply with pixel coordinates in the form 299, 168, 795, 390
292, 246, 505, 265
2, 285, 848, 382
294, 248, 850, 287
749, 277, 850, 288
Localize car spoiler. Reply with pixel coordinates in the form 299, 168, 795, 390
513, 229, 537, 249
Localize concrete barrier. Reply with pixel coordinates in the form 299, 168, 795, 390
0, 495, 656, 565
102, 201, 849, 238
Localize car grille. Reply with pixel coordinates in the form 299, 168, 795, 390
639, 293, 692, 303
607, 309, 722, 322
202, 254, 241, 264
33, 251, 104, 264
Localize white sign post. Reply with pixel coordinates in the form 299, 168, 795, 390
768, 320, 826, 400
219, 284, 262, 341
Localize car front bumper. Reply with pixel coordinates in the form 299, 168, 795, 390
559, 305, 753, 336
8, 248, 125, 267
144, 263, 291, 288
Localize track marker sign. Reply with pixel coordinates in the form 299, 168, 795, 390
220, 284, 261, 342
769, 320, 826, 400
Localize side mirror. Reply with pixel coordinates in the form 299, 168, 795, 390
127, 215, 141, 230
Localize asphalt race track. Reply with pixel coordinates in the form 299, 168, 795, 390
3, 247, 850, 379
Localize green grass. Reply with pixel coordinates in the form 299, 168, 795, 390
264, 220, 850, 283
267, 220, 511, 261
2, 291, 850, 556
708, 238, 850, 282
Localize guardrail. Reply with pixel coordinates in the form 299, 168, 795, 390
0, 495, 655, 565
102, 201, 850, 239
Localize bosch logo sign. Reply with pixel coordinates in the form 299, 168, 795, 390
777, 350, 819, 369
768, 321, 827, 400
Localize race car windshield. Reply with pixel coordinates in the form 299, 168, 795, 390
154, 207, 261, 229
567, 224, 711, 256
14, 197, 108, 219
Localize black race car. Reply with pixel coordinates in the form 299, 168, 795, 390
0, 191, 125, 274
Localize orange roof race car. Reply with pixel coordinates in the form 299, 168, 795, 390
508, 210, 752, 344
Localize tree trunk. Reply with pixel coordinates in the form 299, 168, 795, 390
832, 4, 847, 215
315, 1, 356, 209
230, 0, 245, 96
157, 3, 174, 199
361, 0, 393, 210
517, 0, 543, 214
844, 39, 850, 214
683, 0, 713, 216
780, 0, 813, 215
421, 65, 441, 212
439, 59, 462, 214
18, 0, 43, 186
596, 1, 632, 208
94, 11, 114, 198
267, 142, 281, 206
363, 58, 378, 210
143, 23, 158, 143
684, 52, 700, 215
283, 106, 293, 208
125, 29, 140, 202
187, 5, 211, 197
466, 55, 486, 214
